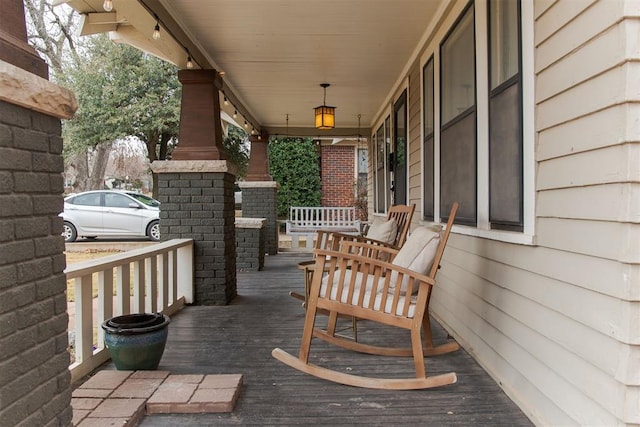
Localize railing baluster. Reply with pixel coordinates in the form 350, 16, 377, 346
133, 260, 145, 312
147, 255, 158, 313
116, 263, 130, 316
96, 268, 113, 349
160, 252, 169, 310
75, 274, 93, 364
170, 249, 177, 304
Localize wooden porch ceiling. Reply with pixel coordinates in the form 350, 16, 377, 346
57, 0, 449, 138
110, 253, 533, 425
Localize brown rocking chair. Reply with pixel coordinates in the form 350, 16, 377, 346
273, 202, 459, 390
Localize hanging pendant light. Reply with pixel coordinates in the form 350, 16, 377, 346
314, 83, 335, 130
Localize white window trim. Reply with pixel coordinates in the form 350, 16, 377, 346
417, 0, 535, 246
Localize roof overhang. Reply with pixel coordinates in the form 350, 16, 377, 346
56, 0, 447, 138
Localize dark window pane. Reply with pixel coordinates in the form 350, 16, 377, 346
105, 193, 134, 208
423, 57, 435, 219
72, 193, 101, 207
489, 0, 522, 230
441, 7, 475, 124
393, 91, 407, 205
440, 111, 477, 225
375, 124, 386, 213
489, 77, 522, 229
489, 0, 519, 89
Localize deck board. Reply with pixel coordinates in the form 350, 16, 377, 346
133, 253, 532, 426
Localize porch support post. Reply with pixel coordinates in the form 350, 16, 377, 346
245, 132, 272, 181
240, 132, 279, 255
0, 0, 47, 78
151, 160, 237, 305
172, 69, 226, 160
0, 1, 75, 425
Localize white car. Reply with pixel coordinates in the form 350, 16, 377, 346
60, 190, 160, 243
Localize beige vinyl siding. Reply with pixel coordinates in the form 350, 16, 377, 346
407, 61, 422, 223
400, 0, 640, 425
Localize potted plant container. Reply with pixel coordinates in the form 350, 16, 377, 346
101, 313, 170, 370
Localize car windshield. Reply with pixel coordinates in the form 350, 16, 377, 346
127, 193, 160, 207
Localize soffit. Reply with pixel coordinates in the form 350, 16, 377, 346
59, 0, 445, 136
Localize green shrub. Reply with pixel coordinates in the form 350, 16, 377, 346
269, 137, 321, 218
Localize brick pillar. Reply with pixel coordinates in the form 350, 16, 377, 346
241, 133, 278, 254
0, 1, 76, 425
239, 181, 279, 255
235, 217, 266, 271
151, 160, 236, 305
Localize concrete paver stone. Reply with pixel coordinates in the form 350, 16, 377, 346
200, 374, 243, 389
79, 370, 132, 390
90, 397, 146, 418
130, 370, 170, 380
72, 388, 113, 398
111, 378, 164, 399
147, 382, 197, 404
162, 374, 204, 384
71, 397, 103, 410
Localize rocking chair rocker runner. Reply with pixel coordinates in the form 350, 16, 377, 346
273, 203, 460, 390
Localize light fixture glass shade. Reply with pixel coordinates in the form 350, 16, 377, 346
315, 105, 335, 129
152, 24, 160, 40
103, 0, 113, 11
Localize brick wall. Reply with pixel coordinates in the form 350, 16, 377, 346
235, 225, 265, 271
156, 170, 236, 305
320, 145, 355, 207
0, 100, 72, 426
239, 183, 278, 255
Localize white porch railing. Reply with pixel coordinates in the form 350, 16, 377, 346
65, 238, 194, 383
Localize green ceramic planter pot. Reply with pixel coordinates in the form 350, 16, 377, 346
101, 313, 170, 370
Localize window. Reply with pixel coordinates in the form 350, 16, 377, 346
423, 57, 435, 220
105, 193, 135, 208
70, 192, 101, 207
440, 5, 476, 225
393, 90, 407, 205
489, 0, 522, 230
374, 123, 387, 213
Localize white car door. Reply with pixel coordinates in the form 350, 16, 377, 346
65, 192, 103, 234
102, 193, 144, 236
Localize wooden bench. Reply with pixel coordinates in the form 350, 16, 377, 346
285, 206, 361, 250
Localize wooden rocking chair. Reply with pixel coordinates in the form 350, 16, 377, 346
290, 204, 415, 303
273, 203, 459, 390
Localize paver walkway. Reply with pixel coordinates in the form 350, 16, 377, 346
71, 370, 243, 426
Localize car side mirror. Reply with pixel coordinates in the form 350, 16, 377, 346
128, 202, 142, 209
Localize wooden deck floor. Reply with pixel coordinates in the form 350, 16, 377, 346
136, 253, 533, 426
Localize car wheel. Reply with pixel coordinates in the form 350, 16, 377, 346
147, 220, 160, 241
62, 221, 77, 243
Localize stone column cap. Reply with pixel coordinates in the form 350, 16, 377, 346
150, 160, 238, 175
235, 217, 267, 228
238, 181, 279, 189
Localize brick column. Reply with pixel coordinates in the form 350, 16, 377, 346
241, 133, 279, 254
239, 181, 279, 255
235, 217, 266, 271
0, 1, 76, 425
151, 160, 236, 305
